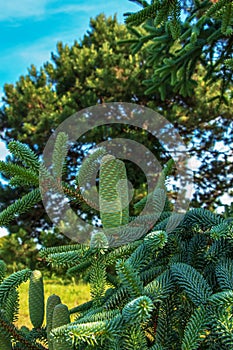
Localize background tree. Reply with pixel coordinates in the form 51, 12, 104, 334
0, 14, 162, 241
0, 228, 37, 273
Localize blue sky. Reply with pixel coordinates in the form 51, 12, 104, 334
0, 0, 138, 95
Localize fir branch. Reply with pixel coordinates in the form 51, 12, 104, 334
0, 313, 46, 350
150, 344, 165, 350
116, 259, 144, 299
122, 295, 154, 325
154, 294, 179, 347
215, 258, 233, 290
104, 240, 142, 266
52, 132, 69, 181
209, 222, 232, 240
69, 300, 94, 315
8, 141, 40, 172
125, 2, 162, 26
181, 305, 209, 350
40, 244, 88, 259
105, 286, 129, 310
90, 259, 107, 305
67, 260, 92, 277
210, 307, 233, 347
208, 290, 233, 308
75, 309, 119, 324
52, 320, 108, 347
205, 0, 232, 18
134, 158, 174, 212
123, 324, 148, 349
44, 251, 84, 267
0, 269, 31, 307
76, 147, 106, 191
205, 238, 230, 262
127, 230, 167, 271
144, 269, 174, 301
179, 208, 224, 231
140, 264, 167, 285
3, 288, 19, 323
0, 161, 38, 186
128, 0, 149, 8
90, 232, 109, 250
171, 263, 212, 306
0, 189, 41, 227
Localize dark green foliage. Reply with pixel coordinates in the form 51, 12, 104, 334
125, 0, 233, 100
121, 1, 233, 213
0, 161, 38, 187
0, 335, 12, 350
116, 259, 144, 298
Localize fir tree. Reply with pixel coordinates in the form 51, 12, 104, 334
0, 133, 232, 349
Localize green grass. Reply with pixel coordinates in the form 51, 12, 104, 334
16, 278, 91, 328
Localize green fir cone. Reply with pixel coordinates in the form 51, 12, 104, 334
46, 294, 61, 350
99, 155, 123, 230
29, 270, 44, 329
117, 159, 129, 226
52, 303, 70, 328
51, 303, 72, 350
99, 155, 129, 234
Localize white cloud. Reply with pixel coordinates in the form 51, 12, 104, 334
0, 227, 8, 237
0, 0, 110, 21
0, 0, 49, 21
187, 156, 202, 171
0, 141, 9, 160
18, 30, 84, 69
0, 91, 4, 108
